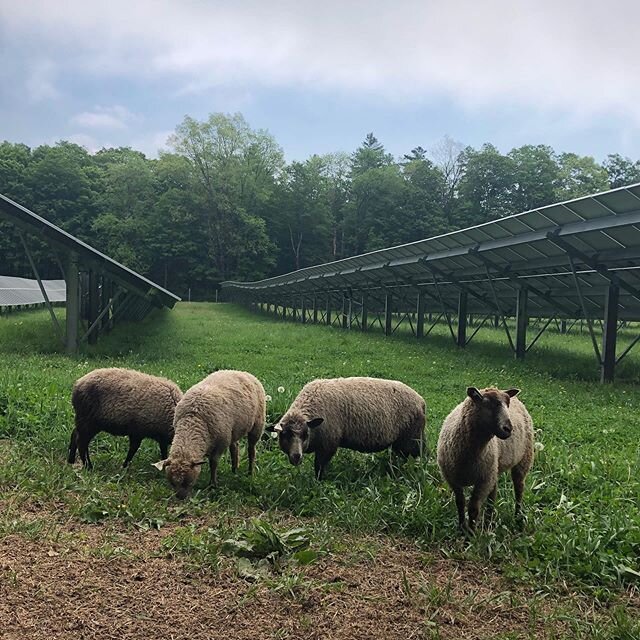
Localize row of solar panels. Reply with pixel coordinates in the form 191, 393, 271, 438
0, 194, 180, 312
0, 276, 66, 307
222, 184, 640, 321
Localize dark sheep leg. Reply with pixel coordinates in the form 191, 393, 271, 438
122, 436, 142, 468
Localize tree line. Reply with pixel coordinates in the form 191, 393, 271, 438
1, 112, 639, 299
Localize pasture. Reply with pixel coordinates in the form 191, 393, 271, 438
0, 303, 638, 639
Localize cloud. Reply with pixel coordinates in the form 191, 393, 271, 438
129, 130, 174, 159
3, 0, 640, 124
71, 105, 136, 130
24, 59, 59, 102
66, 133, 101, 153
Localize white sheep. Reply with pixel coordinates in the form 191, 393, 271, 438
154, 370, 265, 499
274, 376, 426, 480
437, 386, 534, 530
68, 367, 182, 469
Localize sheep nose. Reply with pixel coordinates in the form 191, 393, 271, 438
290, 453, 302, 466
504, 424, 513, 434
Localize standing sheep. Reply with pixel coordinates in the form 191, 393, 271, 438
153, 370, 265, 499
273, 377, 426, 480
68, 367, 182, 469
437, 387, 534, 531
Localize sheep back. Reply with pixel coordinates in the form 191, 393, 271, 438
72, 367, 182, 439
288, 376, 425, 454
170, 370, 265, 460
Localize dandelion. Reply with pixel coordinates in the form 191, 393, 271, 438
277, 386, 285, 393
534, 442, 544, 452
265, 395, 272, 402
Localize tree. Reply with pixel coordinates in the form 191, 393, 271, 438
603, 154, 640, 188
402, 155, 448, 236
555, 153, 608, 200
508, 145, 559, 212
458, 144, 516, 223
169, 113, 279, 280
430, 135, 465, 226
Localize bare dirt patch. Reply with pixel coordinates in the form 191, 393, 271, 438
2, 517, 636, 640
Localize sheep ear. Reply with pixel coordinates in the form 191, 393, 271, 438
307, 417, 324, 429
152, 460, 168, 471
506, 388, 520, 398
467, 387, 483, 403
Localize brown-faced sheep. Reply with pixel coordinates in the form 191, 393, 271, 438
154, 370, 265, 499
437, 387, 534, 531
274, 377, 426, 480
68, 367, 182, 469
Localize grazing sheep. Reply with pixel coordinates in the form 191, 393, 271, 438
273, 377, 426, 480
68, 368, 182, 470
154, 370, 265, 499
437, 387, 534, 530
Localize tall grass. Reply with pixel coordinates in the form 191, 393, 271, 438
0, 303, 638, 598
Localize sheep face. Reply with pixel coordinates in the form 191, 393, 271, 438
158, 459, 206, 499
467, 387, 520, 440
275, 414, 324, 466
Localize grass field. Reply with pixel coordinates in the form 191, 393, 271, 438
0, 303, 638, 639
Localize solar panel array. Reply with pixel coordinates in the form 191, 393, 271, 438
0, 276, 66, 307
223, 183, 640, 321
0, 193, 180, 351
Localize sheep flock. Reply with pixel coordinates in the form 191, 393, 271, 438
68, 366, 535, 530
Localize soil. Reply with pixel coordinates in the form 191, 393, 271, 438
0, 505, 637, 639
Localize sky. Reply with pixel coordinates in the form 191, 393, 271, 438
1, 0, 639, 162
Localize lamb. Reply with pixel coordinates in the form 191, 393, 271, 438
68, 367, 182, 469
153, 370, 265, 499
273, 377, 426, 480
437, 387, 534, 531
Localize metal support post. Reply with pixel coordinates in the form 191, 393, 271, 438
312, 296, 318, 323
601, 284, 619, 383
457, 291, 468, 347
65, 253, 80, 354
384, 293, 393, 336
515, 287, 528, 359
87, 269, 100, 344
416, 291, 425, 338
560, 319, 567, 334
341, 292, 348, 329
361, 294, 368, 331
301, 296, 307, 324
326, 295, 332, 326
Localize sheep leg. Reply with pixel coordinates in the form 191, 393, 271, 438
67, 428, 78, 464
229, 441, 239, 473
468, 481, 493, 530
314, 451, 334, 481
484, 484, 498, 523
247, 430, 260, 475
208, 452, 220, 487
122, 436, 142, 468
453, 487, 466, 530
158, 437, 170, 460
511, 466, 526, 518
76, 431, 93, 470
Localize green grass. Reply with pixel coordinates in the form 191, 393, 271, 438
0, 303, 639, 606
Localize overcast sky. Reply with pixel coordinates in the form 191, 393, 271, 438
1, 0, 638, 161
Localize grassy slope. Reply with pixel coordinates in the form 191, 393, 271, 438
0, 303, 638, 605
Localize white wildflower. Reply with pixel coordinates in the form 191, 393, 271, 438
534, 442, 544, 452
265, 395, 272, 402
277, 386, 285, 393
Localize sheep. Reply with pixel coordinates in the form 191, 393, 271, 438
68, 367, 182, 470
153, 370, 265, 499
437, 387, 534, 531
273, 377, 426, 480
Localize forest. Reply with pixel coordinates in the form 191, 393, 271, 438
1, 112, 639, 299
